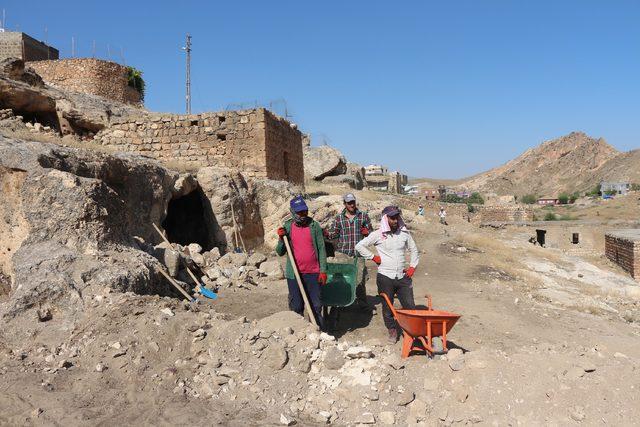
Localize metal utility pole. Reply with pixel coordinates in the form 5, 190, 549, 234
182, 34, 192, 114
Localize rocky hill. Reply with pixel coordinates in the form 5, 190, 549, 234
462, 132, 639, 196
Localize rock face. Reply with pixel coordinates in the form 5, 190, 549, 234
303, 145, 347, 181
0, 135, 179, 318
0, 58, 143, 136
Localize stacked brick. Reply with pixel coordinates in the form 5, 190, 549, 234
93, 108, 304, 185
26, 58, 141, 105
605, 230, 640, 280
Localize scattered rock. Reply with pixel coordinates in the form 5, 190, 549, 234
570, 405, 586, 422
395, 390, 415, 406
357, 412, 376, 424
95, 363, 106, 372
259, 260, 284, 279
323, 347, 345, 370
247, 252, 268, 267
379, 411, 395, 425
37, 307, 52, 322
264, 344, 288, 371
161, 307, 175, 317
345, 346, 373, 359
280, 414, 296, 425
564, 366, 585, 380
187, 243, 203, 255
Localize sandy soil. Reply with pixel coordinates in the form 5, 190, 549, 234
1, 214, 639, 425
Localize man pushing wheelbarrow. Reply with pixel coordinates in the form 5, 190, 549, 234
355, 205, 419, 343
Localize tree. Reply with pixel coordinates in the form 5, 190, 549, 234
467, 192, 484, 205
521, 194, 537, 204
126, 66, 145, 101
558, 193, 569, 205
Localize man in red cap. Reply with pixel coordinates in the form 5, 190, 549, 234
355, 205, 419, 343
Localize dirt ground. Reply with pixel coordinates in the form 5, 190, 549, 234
1, 209, 639, 425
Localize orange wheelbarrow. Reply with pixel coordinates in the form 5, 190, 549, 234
380, 293, 461, 358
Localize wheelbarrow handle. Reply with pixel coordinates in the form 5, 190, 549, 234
425, 294, 432, 311
379, 292, 398, 320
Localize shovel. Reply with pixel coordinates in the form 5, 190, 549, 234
152, 223, 218, 300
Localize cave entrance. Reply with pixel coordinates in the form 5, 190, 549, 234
13, 109, 60, 133
162, 188, 213, 251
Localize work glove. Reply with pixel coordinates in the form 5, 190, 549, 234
323, 229, 330, 238
404, 267, 416, 278
360, 226, 370, 236
318, 272, 327, 286
277, 227, 287, 239
372, 255, 381, 265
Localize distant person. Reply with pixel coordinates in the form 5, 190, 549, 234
324, 193, 373, 310
355, 206, 420, 343
439, 207, 448, 225
417, 205, 425, 216
276, 196, 327, 328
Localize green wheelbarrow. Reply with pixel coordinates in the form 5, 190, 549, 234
321, 257, 360, 330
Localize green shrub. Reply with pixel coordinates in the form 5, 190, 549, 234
521, 194, 537, 204
467, 192, 484, 205
585, 184, 601, 197
558, 193, 569, 205
544, 212, 557, 221
126, 66, 145, 101
467, 203, 475, 213
569, 191, 580, 203
443, 194, 462, 203
631, 183, 640, 191
604, 189, 617, 196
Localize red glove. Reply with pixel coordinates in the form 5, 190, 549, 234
372, 255, 381, 265
277, 227, 287, 238
360, 226, 370, 236
404, 267, 416, 278
318, 273, 327, 286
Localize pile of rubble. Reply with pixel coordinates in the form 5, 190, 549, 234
139, 239, 285, 292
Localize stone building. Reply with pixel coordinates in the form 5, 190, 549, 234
605, 230, 640, 281
0, 31, 59, 61
93, 108, 304, 185
27, 58, 141, 105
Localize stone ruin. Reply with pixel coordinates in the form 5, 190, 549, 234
606, 230, 640, 281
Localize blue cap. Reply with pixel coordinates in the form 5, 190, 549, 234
290, 196, 309, 213
382, 205, 401, 217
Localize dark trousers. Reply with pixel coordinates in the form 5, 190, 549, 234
287, 273, 323, 329
377, 273, 416, 330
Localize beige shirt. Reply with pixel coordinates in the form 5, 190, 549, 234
355, 227, 420, 280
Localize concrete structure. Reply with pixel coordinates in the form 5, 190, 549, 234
27, 58, 141, 105
605, 230, 640, 280
537, 198, 559, 206
424, 189, 439, 200
93, 108, 304, 185
364, 164, 388, 176
601, 181, 630, 195
0, 31, 59, 61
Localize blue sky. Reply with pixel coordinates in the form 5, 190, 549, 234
3, 1, 639, 178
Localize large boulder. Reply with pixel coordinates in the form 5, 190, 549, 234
304, 145, 347, 181
0, 135, 179, 319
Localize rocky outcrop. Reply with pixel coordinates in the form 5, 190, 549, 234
0, 135, 178, 318
0, 58, 143, 136
304, 145, 347, 181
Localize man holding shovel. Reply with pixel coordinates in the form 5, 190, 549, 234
276, 196, 328, 328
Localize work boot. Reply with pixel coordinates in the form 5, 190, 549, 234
387, 328, 398, 344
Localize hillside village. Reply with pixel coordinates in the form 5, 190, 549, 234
1, 29, 640, 426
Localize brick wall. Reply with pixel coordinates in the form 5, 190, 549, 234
26, 58, 141, 105
605, 230, 640, 280
0, 32, 59, 61
93, 108, 304, 185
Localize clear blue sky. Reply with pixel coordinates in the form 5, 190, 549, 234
3, 1, 639, 178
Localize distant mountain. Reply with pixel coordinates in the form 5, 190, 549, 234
461, 132, 638, 197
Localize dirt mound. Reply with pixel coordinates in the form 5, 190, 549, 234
463, 131, 623, 196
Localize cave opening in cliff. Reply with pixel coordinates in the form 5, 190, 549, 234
162, 188, 213, 251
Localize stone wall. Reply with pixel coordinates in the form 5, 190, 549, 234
422, 200, 533, 223
0, 32, 59, 61
605, 230, 640, 280
93, 108, 304, 185
26, 58, 141, 105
